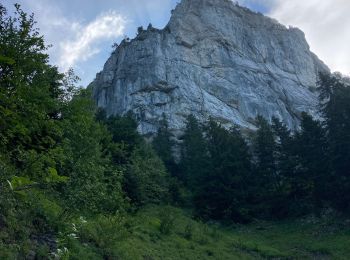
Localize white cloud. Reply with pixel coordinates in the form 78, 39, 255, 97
268, 0, 350, 75
59, 11, 126, 70
9, 0, 349, 82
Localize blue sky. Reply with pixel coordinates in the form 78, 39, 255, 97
4, 0, 350, 86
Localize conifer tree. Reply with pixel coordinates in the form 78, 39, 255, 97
194, 119, 252, 222
253, 116, 283, 217
180, 115, 209, 185
319, 73, 350, 211
254, 116, 279, 190
152, 114, 177, 174
272, 117, 294, 180
270, 117, 296, 216
292, 112, 330, 213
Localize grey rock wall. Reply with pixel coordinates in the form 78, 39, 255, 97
90, 0, 329, 136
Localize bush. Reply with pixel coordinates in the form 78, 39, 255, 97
184, 222, 194, 240
79, 214, 128, 245
125, 143, 170, 205
77, 213, 129, 257
159, 207, 176, 235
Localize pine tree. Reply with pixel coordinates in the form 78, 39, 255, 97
253, 116, 283, 217
270, 117, 297, 216
180, 115, 209, 185
293, 112, 330, 214
272, 117, 294, 180
254, 116, 279, 188
319, 73, 350, 212
98, 112, 143, 165
152, 114, 177, 174
194, 119, 252, 222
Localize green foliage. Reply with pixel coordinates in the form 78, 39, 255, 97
152, 114, 178, 175
100, 112, 142, 164
45, 167, 69, 184
291, 113, 330, 214
0, 5, 138, 257
254, 116, 278, 190
253, 116, 288, 218
196, 120, 253, 222
180, 115, 209, 185
184, 222, 194, 240
159, 206, 176, 235
60, 89, 125, 214
0, 55, 15, 65
319, 73, 350, 212
0, 4, 72, 257
9, 175, 35, 190
178, 98, 350, 221
125, 143, 170, 205
271, 116, 295, 180
0, 3, 65, 189
98, 205, 350, 260
77, 214, 129, 256
179, 117, 253, 222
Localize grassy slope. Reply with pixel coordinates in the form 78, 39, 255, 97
72, 206, 349, 260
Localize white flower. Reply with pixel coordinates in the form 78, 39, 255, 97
72, 223, 77, 232
79, 216, 87, 223
68, 233, 79, 239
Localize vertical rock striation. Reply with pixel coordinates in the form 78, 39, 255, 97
90, 0, 329, 136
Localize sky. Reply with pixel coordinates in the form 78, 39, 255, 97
3, 0, 350, 87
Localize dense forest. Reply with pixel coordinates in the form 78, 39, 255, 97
1, 4, 350, 259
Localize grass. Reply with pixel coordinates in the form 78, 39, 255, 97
101, 206, 350, 259
57, 205, 350, 259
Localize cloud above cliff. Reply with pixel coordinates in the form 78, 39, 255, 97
3, 0, 349, 86
58, 12, 126, 70
3, 0, 178, 86
268, 0, 350, 75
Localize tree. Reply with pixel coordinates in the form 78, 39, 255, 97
0, 5, 104, 255
180, 115, 209, 185
271, 117, 295, 183
125, 143, 170, 205
0, 4, 80, 194
60, 89, 125, 214
152, 114, 177, 175
319, 73, 350, 212
292, 112, 330, 214
0, 3, 77, 196
194, 119, 253, 222
101, 112, 142, 165
253, 116, 284, 217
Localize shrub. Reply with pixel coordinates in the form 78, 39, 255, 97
125, 143, 170, 205
159, 208, 176, 235
77, 213, 129, 256
184, 222, 194, 240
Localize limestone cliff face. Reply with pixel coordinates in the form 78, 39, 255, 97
90, 0, 329, 136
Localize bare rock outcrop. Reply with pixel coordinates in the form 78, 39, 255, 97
90, 0, 329, 136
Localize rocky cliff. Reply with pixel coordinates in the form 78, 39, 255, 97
90, 0, 329, 136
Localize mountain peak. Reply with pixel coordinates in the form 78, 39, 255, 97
91, 0, 329, 136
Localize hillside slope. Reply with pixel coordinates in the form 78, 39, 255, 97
51, 205, 350, 260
